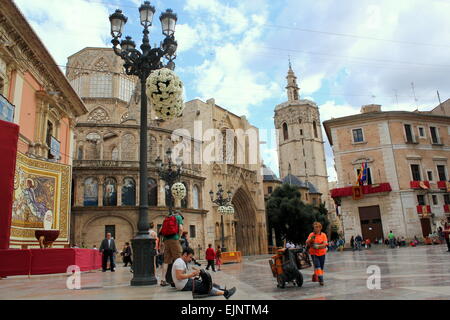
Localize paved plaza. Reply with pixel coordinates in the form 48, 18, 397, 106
1, 245, 450, 300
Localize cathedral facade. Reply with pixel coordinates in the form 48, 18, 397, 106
67, 48, 267, 256
274, 65, 329, 204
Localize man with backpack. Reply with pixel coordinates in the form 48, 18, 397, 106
159, 210, 184, 287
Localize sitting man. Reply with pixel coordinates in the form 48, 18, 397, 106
172, 247, 236, 299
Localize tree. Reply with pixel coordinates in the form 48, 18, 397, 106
266, 184, 329, 246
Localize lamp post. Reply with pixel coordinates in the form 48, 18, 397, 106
155, 148, 184, 214
209, 184, 234, 251
109, 2, 178, 286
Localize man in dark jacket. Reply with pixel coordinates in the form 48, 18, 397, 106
100, 233, 117, 272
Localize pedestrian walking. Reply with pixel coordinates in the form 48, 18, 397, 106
388, 231, 395, 248
205, 244, 216, 272
306, 222, 328, 286
99, 232, 117, 272
159, 211, 184, 287
122, 242, 132, 267
354, 235, 363, 251
215, 246, 222, 271
350, 236, 354, 250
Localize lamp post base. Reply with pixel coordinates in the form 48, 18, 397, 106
130, 238, 157, 286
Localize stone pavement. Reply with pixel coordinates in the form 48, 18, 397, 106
1, 245, 450, 300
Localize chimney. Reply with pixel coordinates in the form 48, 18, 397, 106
360, 104, 382, 114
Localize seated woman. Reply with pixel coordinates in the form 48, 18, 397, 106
172, 247, 236, 299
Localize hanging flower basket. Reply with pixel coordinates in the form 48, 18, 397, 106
226, 205, 235, 215
218, 206, 227, 215
171, 182, 186, 200
146, 68, 184, 120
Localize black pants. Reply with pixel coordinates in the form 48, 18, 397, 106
446, 238, 450, 251
123, 256, 132, 267
166, 263, 174, 284
102, 250, 115, 271
206, 260, 215, 272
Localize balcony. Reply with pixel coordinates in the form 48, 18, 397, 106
73, 160, 201, 175
417, 205, 432, 215
410, 181, 430, 190
438, 181, 449, 190
330, 183, 392, 198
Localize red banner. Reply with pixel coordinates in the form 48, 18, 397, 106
0, 119, 19, 249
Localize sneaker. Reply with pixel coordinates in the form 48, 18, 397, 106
160, 281, 169, 287
224, 287, 236, 300
319, 281, 324, 286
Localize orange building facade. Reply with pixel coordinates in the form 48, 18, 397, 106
0, 0, 87, 248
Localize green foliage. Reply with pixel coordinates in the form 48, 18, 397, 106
266, 184, 330, 245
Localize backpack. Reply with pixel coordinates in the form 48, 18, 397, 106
160, 215, 179, 237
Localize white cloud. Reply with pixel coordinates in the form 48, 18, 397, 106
14, 0, 111, 67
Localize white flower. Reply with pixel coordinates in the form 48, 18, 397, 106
171, 182, 186, 200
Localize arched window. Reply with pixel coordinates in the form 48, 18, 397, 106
193, 185, 200, 209
122, 178, 136, 206
77, 146, 84, 160
283, 122, 289, 141
103, 177, 117, 206
83, 177, 98, 206
313, 121, 318, 138
112, 147, 119, 161
181, 182, 188, 208
148, 178, 158, 206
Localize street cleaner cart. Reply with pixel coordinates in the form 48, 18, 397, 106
269, 247, 312, 289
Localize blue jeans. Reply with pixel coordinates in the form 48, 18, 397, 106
311, 255, 326, 282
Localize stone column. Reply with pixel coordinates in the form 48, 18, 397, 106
158, 179, 166, 207
98, 177, 104, 207
188, 182, 194, 209
117, 178, 123, 206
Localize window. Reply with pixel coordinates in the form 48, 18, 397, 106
313, 121, 318, 138
427, 170, 433, 181
282, 123, 289, 141
122, 178, 136, 206
105, 225, 116, 239
418, 127, 425, 138
148, 179, 158, 206
411, 164, 421, 181
77, 146, 84, 160
103, 177, 117, 206
432, 195, 438, 206
444, 194, 450, 205
268, 186, 273, 194
430, 126, 440, 144
193, 185, 200, 209
119, 76, 135, 102
111, 147, 119, 161
181, 182, 188, 208
84, 177, 98, 206
190, 225, 196, 239
437, 165, 447, 181
352, 128, 364, 143
70, 75, 85, 97
89, 73, 112, 98
417, 195, 426, 206
300, 129, 303, 136
404, 124, 414, 143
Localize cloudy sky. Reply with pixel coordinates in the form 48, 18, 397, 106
14, 0, 450, 181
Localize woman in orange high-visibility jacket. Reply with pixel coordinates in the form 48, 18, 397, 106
306, 222, 328, 286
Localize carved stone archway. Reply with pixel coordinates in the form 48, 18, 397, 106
232, 187, 258, 256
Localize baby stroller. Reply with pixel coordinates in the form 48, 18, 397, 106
269, 247, 312, 289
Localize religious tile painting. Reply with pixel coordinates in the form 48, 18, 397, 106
10, 152, 71, 248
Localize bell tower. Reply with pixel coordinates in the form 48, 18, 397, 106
274, 63, 329, 201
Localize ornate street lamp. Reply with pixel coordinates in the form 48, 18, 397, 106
210, 184, 234, 251
156, 148, 185, 215
109, 2, 178, 286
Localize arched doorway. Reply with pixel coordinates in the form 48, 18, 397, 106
232, 188, 258, 256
